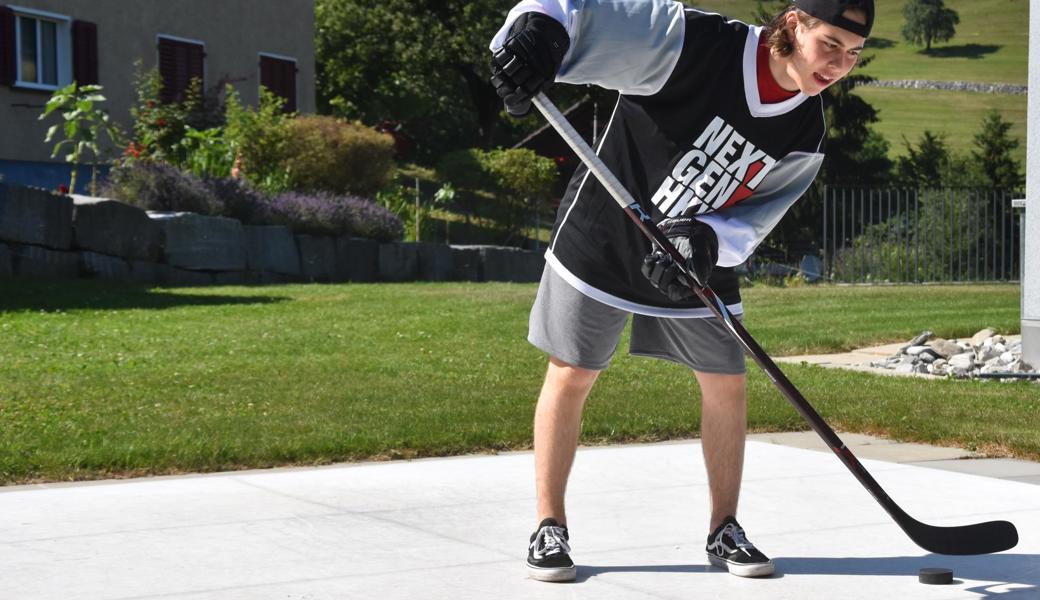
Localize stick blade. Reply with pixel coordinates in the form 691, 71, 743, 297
905, 518, 1018, 555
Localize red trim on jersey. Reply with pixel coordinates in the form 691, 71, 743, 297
757, 41, 798, 104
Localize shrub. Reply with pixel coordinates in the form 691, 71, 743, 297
435, 149, 493, 192
177, 127, 235, 180
268, 191, 403, 241
224, 87, 293, 194
125, 66, 225, 167
103, 162, 222, 215
481, 148, 557, 243
205, 177, 273, 225
284, 115, 395, 197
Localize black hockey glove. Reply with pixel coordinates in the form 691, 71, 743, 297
641, 216, 719, 302
489, 12, 570, 117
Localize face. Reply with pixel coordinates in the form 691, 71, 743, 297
784, 11, 866, 96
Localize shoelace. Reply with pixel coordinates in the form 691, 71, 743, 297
530, 525, 571, 559
725, 523, 756, 550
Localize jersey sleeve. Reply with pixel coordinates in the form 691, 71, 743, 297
696, 152, 823, 267
489, 0, 686, 96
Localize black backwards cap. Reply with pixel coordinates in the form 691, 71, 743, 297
792, 0, 874, 38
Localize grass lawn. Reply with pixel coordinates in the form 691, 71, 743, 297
862, 0, 1029, 85
855, 87, 1027, 165
0, 280, 1034, 486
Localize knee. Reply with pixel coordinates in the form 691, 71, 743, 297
695, 371, 747, 402
546, 356, 600, 391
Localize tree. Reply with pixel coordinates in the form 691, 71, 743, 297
971, 110, 1023, 192
895, 131, 951, 189
317, 0, 529, 161
902, 0, 959, 52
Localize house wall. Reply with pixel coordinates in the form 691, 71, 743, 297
0, 0, 314, 171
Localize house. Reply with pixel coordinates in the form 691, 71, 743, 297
0, 0, 315, 190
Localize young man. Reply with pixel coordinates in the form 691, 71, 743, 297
489, 0, 872, 583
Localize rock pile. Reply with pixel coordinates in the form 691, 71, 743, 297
870, 329, 1037, 380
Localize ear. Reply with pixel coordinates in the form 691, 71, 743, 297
783, 10, 800, 34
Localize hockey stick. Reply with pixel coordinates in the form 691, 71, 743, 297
531, 92, 1018, 556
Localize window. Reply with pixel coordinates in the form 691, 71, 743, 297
10, 7, 71, 90
157, 35, 204, 103
259, 53, 297, 113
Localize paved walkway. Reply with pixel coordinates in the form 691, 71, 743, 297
2, 435, 1038, 600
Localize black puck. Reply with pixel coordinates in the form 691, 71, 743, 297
919, 567, 953, 585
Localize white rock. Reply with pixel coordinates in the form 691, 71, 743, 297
976, 347, 1001, 363
994, 343, 1007, 354
980, 363, 1006, 375
971, 328, 996, 347
1000, 351, 1015, 364
919, 353, 937, 364
906, 345, 930, 356
949, 353, 975, 370
895, 363, 916, 373
927, 340, 963, 358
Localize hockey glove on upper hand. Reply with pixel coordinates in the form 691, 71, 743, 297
641, 216, 719, 302
490, 12, 570, 117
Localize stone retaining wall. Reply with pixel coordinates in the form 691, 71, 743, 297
864, 80, 1028, 95
0, 185, 544, 285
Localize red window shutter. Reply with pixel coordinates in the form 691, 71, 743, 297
0, 5, 15, 86
260, 55, 296, 113
72, 20, 98, 85
158, 37, 204, 103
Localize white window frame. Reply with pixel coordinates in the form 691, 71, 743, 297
156, 34, 207, 89
10, 5, 72, 91
258, 52, 298, 109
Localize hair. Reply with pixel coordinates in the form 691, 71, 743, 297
763, 7, 868, 57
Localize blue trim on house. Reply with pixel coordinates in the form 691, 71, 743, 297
0, 159, 110, 193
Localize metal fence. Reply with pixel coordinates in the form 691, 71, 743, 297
822, 187, 1023, 283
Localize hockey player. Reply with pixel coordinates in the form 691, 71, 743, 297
490, 0, 872, 583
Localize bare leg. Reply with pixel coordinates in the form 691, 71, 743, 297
695, 371, 747, 532
534, 356, 601, 526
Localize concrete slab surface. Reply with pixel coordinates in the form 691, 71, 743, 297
1, 441, 1037, 600
749, 431, 979, 462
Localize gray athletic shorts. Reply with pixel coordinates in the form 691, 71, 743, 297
528, 265, 746, 374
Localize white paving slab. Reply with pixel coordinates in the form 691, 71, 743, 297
1, 441, 1037, 600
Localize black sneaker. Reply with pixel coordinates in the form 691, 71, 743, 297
526, 518, 576, 582
705, 516, 775, 577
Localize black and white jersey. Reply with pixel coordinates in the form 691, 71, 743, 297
491, 0, 826, 318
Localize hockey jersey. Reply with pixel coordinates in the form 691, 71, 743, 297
491, 0, 826, 318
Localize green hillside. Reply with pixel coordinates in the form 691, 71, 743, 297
864, 0, 1028, 85
856, 87, 1027, 165
692, 0, 1028, 169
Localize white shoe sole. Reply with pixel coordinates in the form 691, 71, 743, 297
708, 553, 775, 578
527, 563, 577, 582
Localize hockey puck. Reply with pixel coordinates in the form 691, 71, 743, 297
919, 568, 953, 585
